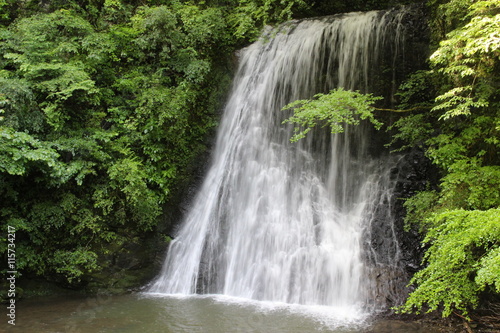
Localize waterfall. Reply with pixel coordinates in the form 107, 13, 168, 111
149, 9, 410, 310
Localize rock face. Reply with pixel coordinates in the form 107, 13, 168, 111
393, 149, 439, 272
364, 148, 439, 310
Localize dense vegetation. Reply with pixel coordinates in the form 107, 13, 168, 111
393, 0, 500, 318
0, 0, 498, 322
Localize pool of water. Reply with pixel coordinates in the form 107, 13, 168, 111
5, 293, 441, 333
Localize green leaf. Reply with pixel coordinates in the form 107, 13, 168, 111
282, 88, 382, 142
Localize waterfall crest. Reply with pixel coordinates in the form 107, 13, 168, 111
149, 9, 410, 310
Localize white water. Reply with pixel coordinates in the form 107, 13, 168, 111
149, 9, 408, 315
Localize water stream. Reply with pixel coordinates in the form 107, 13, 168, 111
148, 8, 411, 322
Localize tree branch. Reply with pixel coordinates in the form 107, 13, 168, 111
373, 106, 431, 113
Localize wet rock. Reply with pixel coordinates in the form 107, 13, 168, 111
364, 148, 440, 311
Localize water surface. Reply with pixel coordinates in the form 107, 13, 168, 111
6, 293, 440, 333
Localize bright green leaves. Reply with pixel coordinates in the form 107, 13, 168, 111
5, 9, 94, 59
440, 159, 500, 210
404, 159, 500, 229
231, 0, 309, 39
177, 5, 229, 50
282, 88, 382, 142
52, 248, 99, 283
0, 126, 59, 176
394, 0, 500, 318
107, 158, 161, 230
399, 209, 500, 317
3, 10, 101, 130
476, 247, 500, 293
430, 11, 500, 120
421, 112, 499, 172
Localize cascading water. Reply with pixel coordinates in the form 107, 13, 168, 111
149, 9, 411, 313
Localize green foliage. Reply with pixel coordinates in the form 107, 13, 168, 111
393, 0, 500, 318
404, 159, 500, 231
427, 0, 474, 40
282, 88, 383, 142
476, 247, 500, 293
2, 10, 100, 130
395, 70, 436, 111
0, 1, 239, 285
430, 12, 500, 120
403, 190, 440, 232
439, 159, 500, 210
388, 114, 434, 152
0, 126, 60, 176
230, 0, 308, 39
398, 209, 500, 317
52, 248, 99, 283
0, 77, 44, 132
